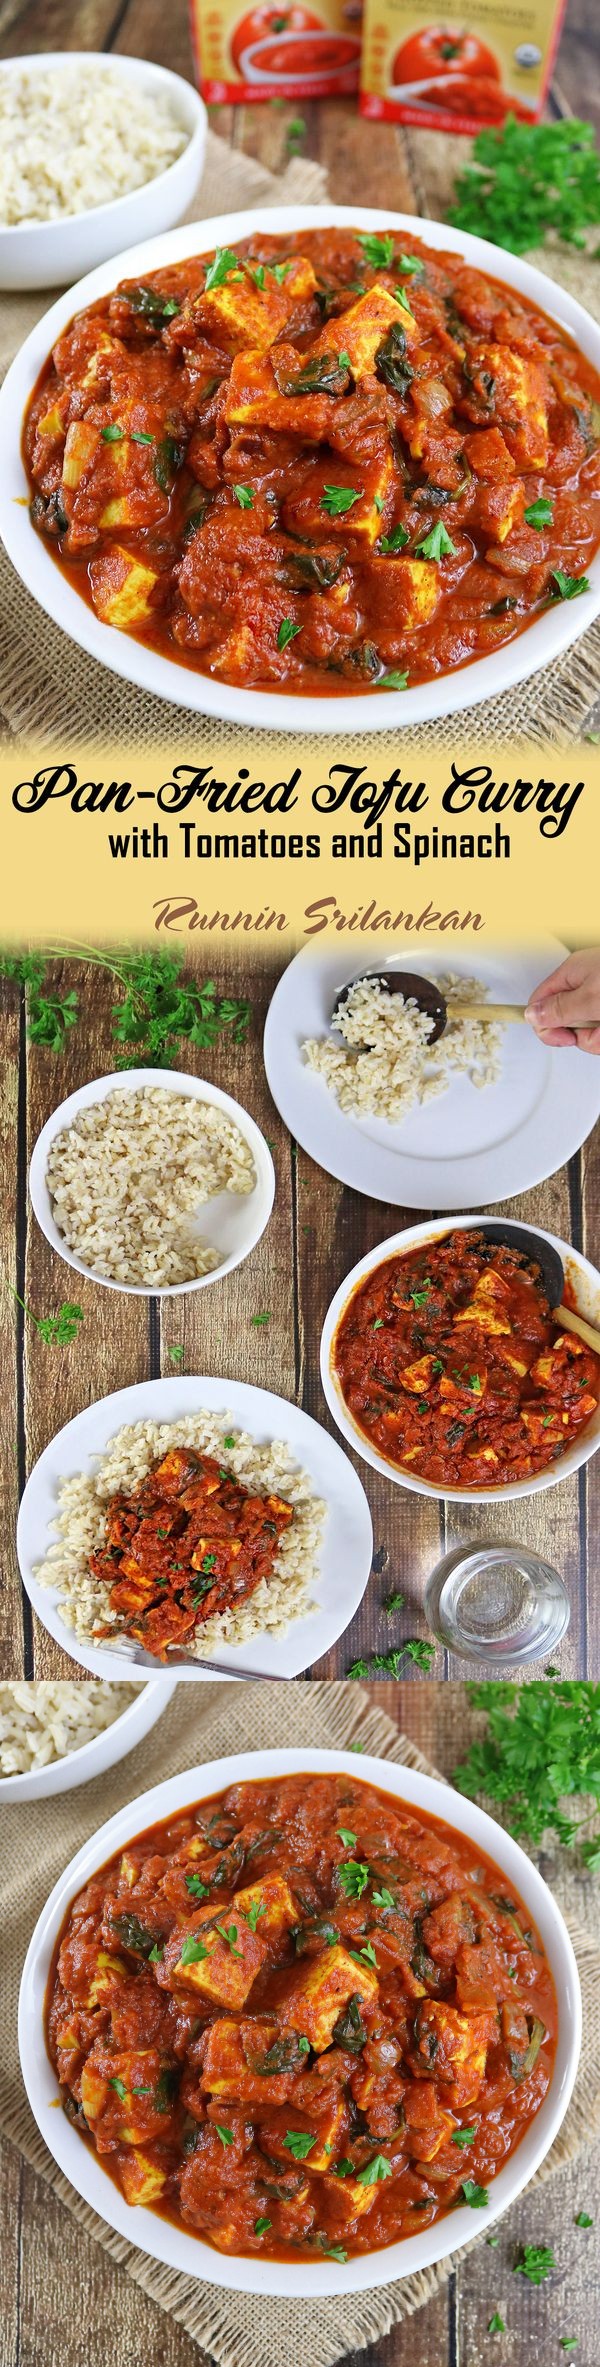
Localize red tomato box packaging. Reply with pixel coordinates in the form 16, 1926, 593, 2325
191, 0, 362, 100
359, 5, 566, 133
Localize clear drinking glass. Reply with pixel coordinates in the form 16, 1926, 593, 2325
424, 1540, 570, 1667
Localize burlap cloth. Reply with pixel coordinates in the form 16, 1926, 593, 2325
0, 126, 599, 751
2, 1679, 600, 2367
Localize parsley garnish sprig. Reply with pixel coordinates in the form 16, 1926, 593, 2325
453, 1682, 600, 1866
0, 947, 251, 1070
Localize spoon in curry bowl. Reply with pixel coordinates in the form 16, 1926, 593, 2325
455, 1218, 600, 1359
332, 970, 596, 1043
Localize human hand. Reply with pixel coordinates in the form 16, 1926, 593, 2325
525, 949, 600, 1052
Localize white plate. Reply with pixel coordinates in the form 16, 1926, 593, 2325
29, 1066, 275, 1298
264, 939, 600, 1208
321, 1212, 600, 1502
19, 1745, 581, 2298
0, 1677, 176, 1799
17, 1375, 373, 1680
1, 204, 599, 731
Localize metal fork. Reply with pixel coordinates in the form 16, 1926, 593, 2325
102, 1637, 290, 1680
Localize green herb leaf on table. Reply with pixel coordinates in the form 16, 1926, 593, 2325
575, 2211, 593, 2227
449, 118, 600, 256
514, 2243, 556, 2283
488, 2313, 506, 2334
452, 1681, 600, 1861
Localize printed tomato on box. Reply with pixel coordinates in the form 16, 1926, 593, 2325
191, 0, 362, 101
359, 3, 567, 134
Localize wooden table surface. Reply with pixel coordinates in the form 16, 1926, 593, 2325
2, 950, 600, 1684
2, 1680, 600, 2367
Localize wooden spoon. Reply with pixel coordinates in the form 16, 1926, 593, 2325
471, 1218, 600, 1358
332, 970, 594, 1044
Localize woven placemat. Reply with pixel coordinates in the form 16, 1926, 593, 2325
1, 127, 599, 751
3, 1679, 600, 2367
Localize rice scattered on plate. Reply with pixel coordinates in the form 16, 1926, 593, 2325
0, 66, 188, 228
35, 1412, 325, 1656
45, 1085, 257, 1288
0, 1681, 138, 1775
302, 973, 503, 1123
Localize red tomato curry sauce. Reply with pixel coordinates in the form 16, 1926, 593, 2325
333, 1229, 600, 1488
23, 226, 600, 699
46, 1772, 557, 2260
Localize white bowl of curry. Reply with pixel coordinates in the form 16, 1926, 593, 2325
1, 205, 599, 729
19, 1747, 580, 2294
321, 1214, 600, 1502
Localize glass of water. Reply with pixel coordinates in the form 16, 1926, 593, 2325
424, 1540, 570, 1667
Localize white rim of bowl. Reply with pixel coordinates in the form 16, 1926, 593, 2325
18, 1744, 582, 2298
0, 202, 598, 730
0, 54, 206, 237
0, 1674, 176, 1796
320, 1211, 600, 1502
28, 1066, 275, 1297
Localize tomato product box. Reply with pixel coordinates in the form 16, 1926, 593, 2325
359, 4, 566, 133
190, 0, 363, 101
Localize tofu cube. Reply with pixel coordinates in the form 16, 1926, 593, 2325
119, 2149, 167, 2207
472, 346, 549, 468
198, 255, 317, 355
231, 1876, 297, 1945
89, 549, 159, 630
279, 1945, 378, 2053
85, 1950, 130, 2008
366, 553, 441, 628
411, 2002, 494, 2108
307, 2093, 347, 2172
80, 2062, 109, 2123
322, 2170, 378, 2219
62, 421, 101, 490
313, 281, 418, 380
161, 1909, 267, 2009
224, 351, 335, 442
400, 1355, 437, 1395
201, 2017, 305, 2105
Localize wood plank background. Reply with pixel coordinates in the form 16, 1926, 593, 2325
1, 946, 598, 1682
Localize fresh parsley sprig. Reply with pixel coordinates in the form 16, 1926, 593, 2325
453, 1682, 600, 1866
0, 948, 251, 1070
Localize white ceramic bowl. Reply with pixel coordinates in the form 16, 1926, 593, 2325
19, 1744, 581, 2297
0, 1675, 175, 1801
29, 1066, 275, 1298
0, 203, 598, 728
0, 54, 206, 290
321, 1212, 600, 1503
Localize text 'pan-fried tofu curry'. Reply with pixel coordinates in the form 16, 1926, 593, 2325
47, 1773, 557, 2261
24, 226, 600, 699
90, 1447, 294, 1661
333, 1229, 600, 1488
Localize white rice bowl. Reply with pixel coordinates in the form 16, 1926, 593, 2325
0, 1680, 138, 1775
0, 64, 188, 227
45, 1084, 257, 1289
302, 972, 502, 1124
35, 1411, 325, 1657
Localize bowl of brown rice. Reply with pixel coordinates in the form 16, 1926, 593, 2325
29, 1067, 275, 1297
0, 1677, 175, 1799
0, 53, 206, 291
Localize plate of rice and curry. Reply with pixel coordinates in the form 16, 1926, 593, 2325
16, 1375, 373, 1681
